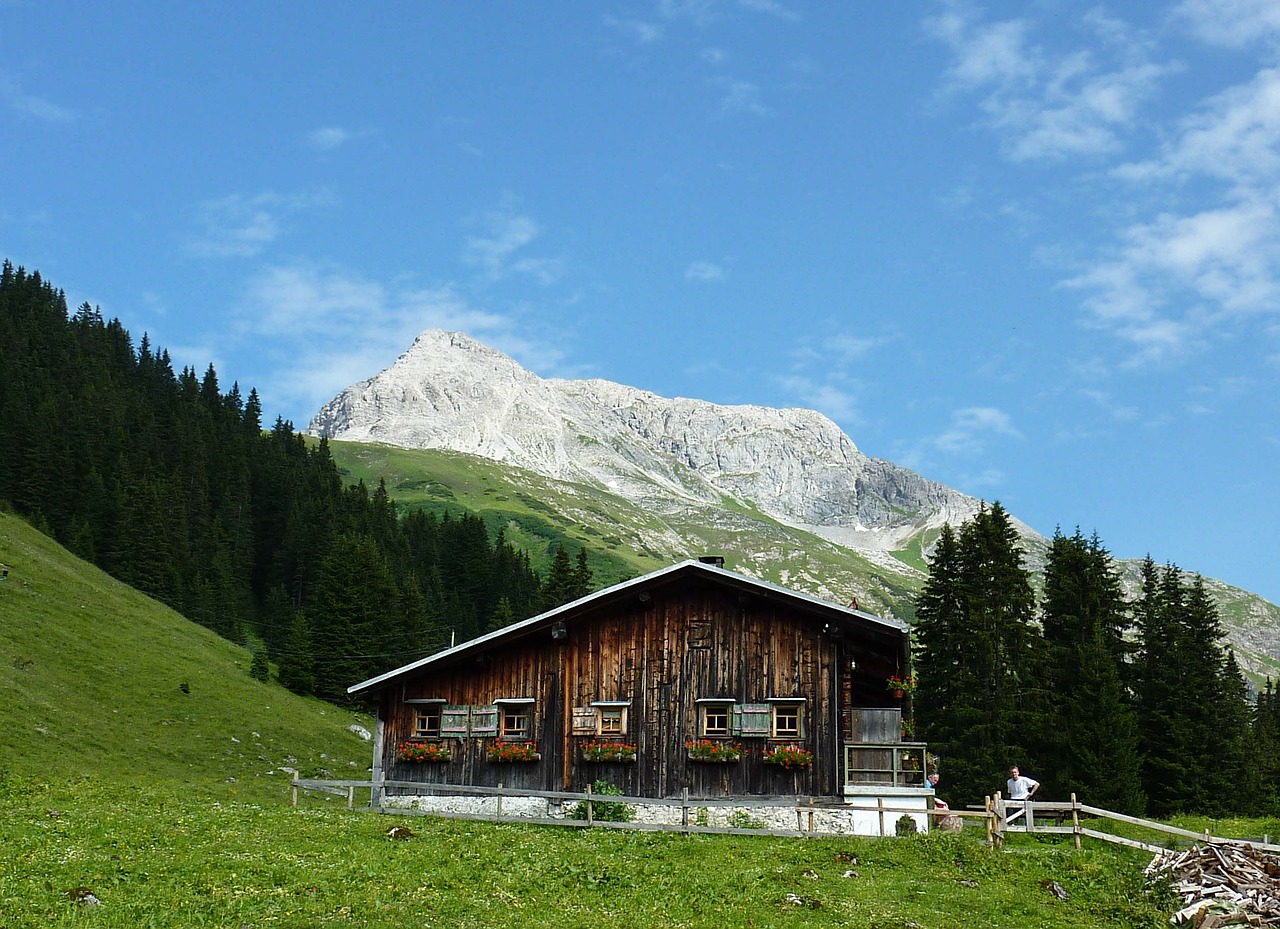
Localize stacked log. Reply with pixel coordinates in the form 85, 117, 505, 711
1145, 842, 1280, 926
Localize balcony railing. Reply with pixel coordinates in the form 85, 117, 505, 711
843, 741, 928, 788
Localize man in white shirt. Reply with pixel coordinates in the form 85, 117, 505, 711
1005, 765, 1039, 827
1007, 766, 1039, 800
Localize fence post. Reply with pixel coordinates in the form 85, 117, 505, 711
347, 786, 355, 809
1071, 793, 1081, 850
877, 797, 885, 837
497, 782, 503, 819
808, 797, 815, 834
681, 787, 690, 834
586, 782, 594, 826
292, 774, 299, 808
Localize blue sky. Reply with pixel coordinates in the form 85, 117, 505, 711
4, 1, 1279, 604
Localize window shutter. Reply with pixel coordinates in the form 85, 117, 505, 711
571, 706, 596, 736
738, 704, 772, 737
440, 705, 470, 739
730, 704, 743, 735
471, 704, 499, 737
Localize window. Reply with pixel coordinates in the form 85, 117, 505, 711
773, 704, 802, 739
413, 706, 442, 738
698, 701, 733, 737
406, 698, 447, 738
599, 707, 624, 735
768, 698, 807, 739
501, 705, 531, 740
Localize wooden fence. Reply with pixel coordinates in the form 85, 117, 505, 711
991, 792, 1280, 855
290, 775, 1280, 854
290, 775, 987, 839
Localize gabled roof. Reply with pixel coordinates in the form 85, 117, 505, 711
348, 558, 907, 695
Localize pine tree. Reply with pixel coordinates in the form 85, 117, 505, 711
1039, 529, 1143, 811
913, 504, 1042, 807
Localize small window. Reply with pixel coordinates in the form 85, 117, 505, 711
701, 703, 731, 737
773, 704, 803, 739
501, 705, 531, 740
413, 706, 442, 738
599, 707, 625, 735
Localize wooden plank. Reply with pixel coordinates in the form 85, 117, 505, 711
1079, 828, 1169, 854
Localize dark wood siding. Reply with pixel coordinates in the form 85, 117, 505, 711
378, 573, 902, 800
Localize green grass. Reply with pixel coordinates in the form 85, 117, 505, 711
0, 510, 373, 803
0, 776, 1173, 928
0, 508, 1256, 927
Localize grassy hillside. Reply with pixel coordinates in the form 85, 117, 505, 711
0, 509, 372, 803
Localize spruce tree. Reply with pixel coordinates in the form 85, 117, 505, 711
913, 504, 1042, 807
1039, 529, 1143, 811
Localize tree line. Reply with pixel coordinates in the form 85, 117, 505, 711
0, 261, 597, 702
912, 502, 1279, 817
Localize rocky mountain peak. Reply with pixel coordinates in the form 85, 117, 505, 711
308, 329, 993, 554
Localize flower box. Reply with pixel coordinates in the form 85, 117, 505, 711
886, 675, 916, 697
762, 745, 814, 770
581, 741, 638, 763
685, 739, 742, 763
487, 742, 541, 763
396, 741, 452, 763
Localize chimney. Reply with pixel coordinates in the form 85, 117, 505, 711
698, 555, 725, 568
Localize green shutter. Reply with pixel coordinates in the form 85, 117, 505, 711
738, 704, 772, 737
440, 705, 470, 739
471, 704, 499, 737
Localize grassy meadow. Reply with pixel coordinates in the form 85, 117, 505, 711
0, 508, 1237, 927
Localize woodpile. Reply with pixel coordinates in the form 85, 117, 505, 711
1146, 842, 1280, 926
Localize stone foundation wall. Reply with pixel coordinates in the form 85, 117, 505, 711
382, 794, 932, 836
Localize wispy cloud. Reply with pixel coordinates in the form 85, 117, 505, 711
1174, 0, 1280, 47
775, 374, 860, 423
239, 264, 556, 417
307, 127, 352, 151
738, 0, 800, 21
0, 75, 76, 122
1066, 67, 1280, 362
716, 78, 774, 116
935, 406, 1023, 456
685, 260, 726, 281
604, 16, 664, 44
924, 4, 1166, 160
465, 205, 564, 285
185, 191, 333, 259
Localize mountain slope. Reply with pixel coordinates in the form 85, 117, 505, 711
309, 329, 1280, 681
0, 510, 372, 799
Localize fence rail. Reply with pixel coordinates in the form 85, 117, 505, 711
289, 776, 1280, 854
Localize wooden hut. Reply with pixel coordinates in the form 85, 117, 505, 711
349, 558, 925, 805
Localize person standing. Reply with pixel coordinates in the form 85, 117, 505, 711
1005, 765, 1039, 827
1006, 766, 1039, 800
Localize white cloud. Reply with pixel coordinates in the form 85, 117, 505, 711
701, 47, 728, 65
717, 79, 774, 116
738, 0, 800, 21
823, 332, 882, 361
775, 374, 860, 423
0, 76, 76, 122
935, 406, 1022, 456
1174, 0, 1280, 47
239, 264, 556, 417
925, 5, 1167, 161
604, 16, 664, 44
186, 191, 332, 259
685, 261, 726, 281
307, 127, 351, 151
465, 206, 563, 284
